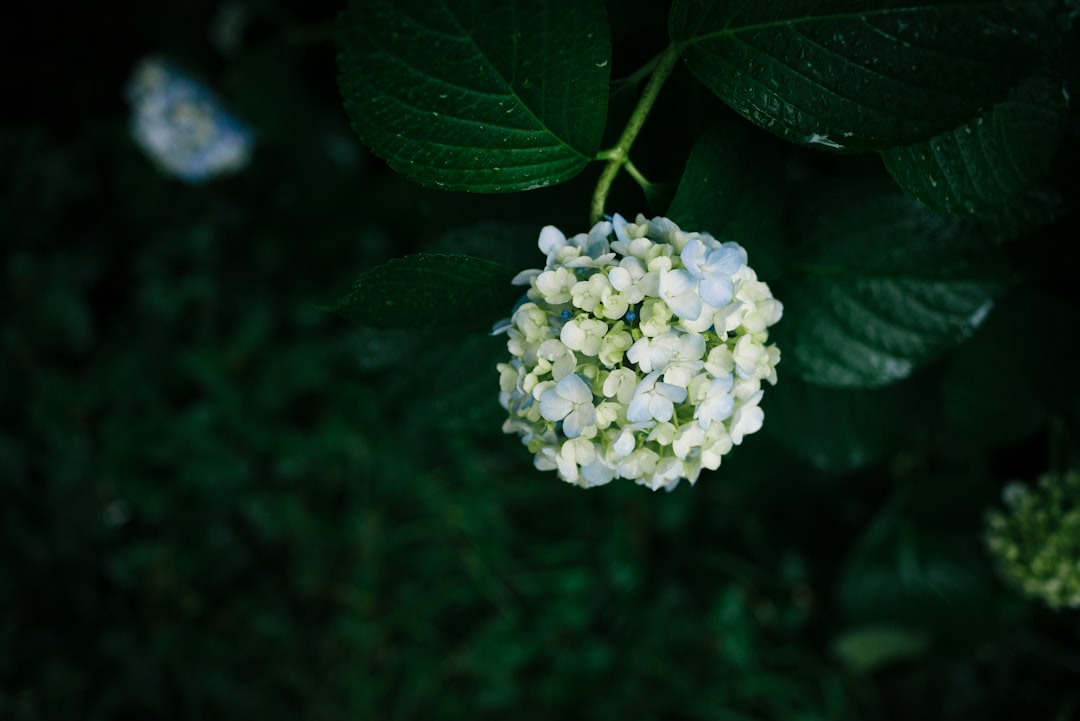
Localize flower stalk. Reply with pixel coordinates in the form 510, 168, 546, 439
590, 44, 682, 225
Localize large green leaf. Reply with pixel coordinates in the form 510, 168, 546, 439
882, 70, 1069, 215
667, 121, 787, 281
669, 0, 1066, 152
763, 375, 919, 472
330, 254, 521, 331
336, 0, 610, 192
774, 180, 1012, 389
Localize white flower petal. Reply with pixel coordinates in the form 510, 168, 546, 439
681, 238, 703, 277
557, 373, 593, 404
710, 244, 746, 274
560, 321, 586, 351
661, 267, 697, 296
639, 272, 660, 297
533, 445, 558, 471
555, 453, 579, 483
539, 390, 573, 421
626, 396, 652, 423
673, 424, 705, 459
580, 458, 615, 487
699, 275, 734, 307
512, 269, 541, 286
602, 368, 634, 401
551, 353, 576, 380
626, 337, 650, 368
662, 363, 697, 388
660, 269, 702, 320
668, 293, 702, 321
538, 225, 566, 255
608, 265, 631, 290
712, 372, 734, 392
612, 213, 630, 244
562, 410, 585, 438
679, 333, 706, 361
656, 381, 688, 404
648, 395, 674, 422
613, 428, 637, 457
731, 405, 764, 444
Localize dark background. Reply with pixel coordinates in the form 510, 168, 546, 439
3, 1, 1080, 719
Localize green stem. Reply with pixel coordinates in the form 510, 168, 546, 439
610, 49, 664, 94
623, 159, 651, 191
590, 44, 682, 225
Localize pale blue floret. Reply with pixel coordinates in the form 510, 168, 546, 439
658, 268, 703, 321
681, 239, 746, 308
539, 374, 596, 438
611, 213, 631, 245
584, 221, 613, 259
695, 375, 735, 429
127, 56, 254, 183
627, 371, 688, 423
510, 388, 534, 414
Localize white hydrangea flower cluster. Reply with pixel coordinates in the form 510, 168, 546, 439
495, 214, 782, 491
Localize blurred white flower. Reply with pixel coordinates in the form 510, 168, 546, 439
126, 56, 254, 182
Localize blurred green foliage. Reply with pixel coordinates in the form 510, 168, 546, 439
3, 1, 1080, 720
986, 470, 1080, 610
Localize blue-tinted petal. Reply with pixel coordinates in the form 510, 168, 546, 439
699, 276, 734, 307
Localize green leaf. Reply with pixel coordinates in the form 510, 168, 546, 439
428, 221, 545, 272
973, 187, 1066, 244
330, 254, 521, 331
336, 0, 610, 192
774, 180, 1012, 389
836, 474, 1010, 645
667, 121, 787, 281
941, 287, 1078, 448
763, 375, 918, 472
882, 70, 1069, 215
669, 0, 1066, 152
831, 624, 930, 674
409, 333, 509, 433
